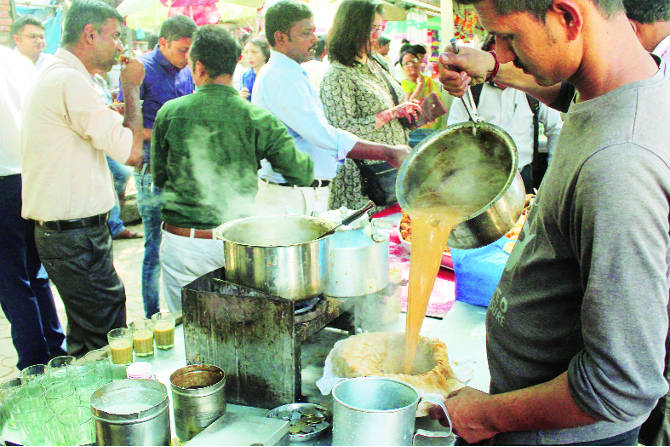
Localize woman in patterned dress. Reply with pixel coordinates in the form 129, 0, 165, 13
321, 0, 419, 212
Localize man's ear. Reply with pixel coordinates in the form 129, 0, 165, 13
273, 30, 288, 46
12, 33, 20, 45
550, 0, 583, 41
83, 23, 97, 44
194, 60, 207, 78
159, 36, 168, 50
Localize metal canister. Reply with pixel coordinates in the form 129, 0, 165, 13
90, 379, 170, 446
170, 364, 226, 442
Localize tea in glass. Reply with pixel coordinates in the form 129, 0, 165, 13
130, 320, 154, 357
151, 312, 175, 349
107, 328, 133, 365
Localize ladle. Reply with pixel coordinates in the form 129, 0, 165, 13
449, 39, 481, 128
318, 200, 375, 238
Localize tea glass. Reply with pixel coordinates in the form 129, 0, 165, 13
0, 377, 21, 428
151, 312, 176, 349
19, 363, 46, 384
108, 327, 134, 365
47, 355, 76, 379
130, 319, 155, 357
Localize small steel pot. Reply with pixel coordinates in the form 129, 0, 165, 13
170, 364, 226, 442
396, 121, 526, 249
219, 215, 333, 300
90, 379, 170, 446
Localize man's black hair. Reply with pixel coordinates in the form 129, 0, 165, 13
328, 0, 383, 66
61, 0, 123, 46
314, 34, 327, 58
190, 25, 240, 78
159, 15, 197, 42
10, 15, 43, 38
264, 0, 313, 47
623, 0, 670, 23
456, 0, 623, 21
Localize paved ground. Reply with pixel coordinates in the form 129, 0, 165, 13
0, 198, 165, 381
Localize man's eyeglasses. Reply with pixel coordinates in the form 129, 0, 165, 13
21, 33, 45, 41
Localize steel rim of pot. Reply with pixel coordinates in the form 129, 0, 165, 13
396, 120, 519, 222
91, 379, 169, 424
332, 377, 420, 414
219, 214, 335, 247
170, 364, 225, 396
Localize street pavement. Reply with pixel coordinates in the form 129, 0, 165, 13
0, 200, 164, 381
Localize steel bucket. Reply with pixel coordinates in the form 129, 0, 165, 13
170, 364, 226, 442
219, 215, 333, 300
396, 121, 526, 249
90, 379, 170, 446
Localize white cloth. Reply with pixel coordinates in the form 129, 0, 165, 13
0, 46, 36, 176
447, 84, 563, 168
21, 48, 132, 221
13, 48, 56, 72
160, 229, 226, 313
232, 62, 246, 90
653, 33, 670, 65
302, 58, 329, 92
255, 178, 330, 216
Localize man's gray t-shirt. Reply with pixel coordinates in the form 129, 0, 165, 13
487, 67, 670, 444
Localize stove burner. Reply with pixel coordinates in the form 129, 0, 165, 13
295, 296, 321, 315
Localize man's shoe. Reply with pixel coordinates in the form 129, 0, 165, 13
112, 229, 144, 240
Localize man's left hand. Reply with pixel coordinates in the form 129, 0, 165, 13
385, 144, 410, 168
428, 386, 498, 444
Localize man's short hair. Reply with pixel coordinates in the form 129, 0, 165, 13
623, 0, 670, 23
377, 36, 390, 47
159, 15, 197, 43
61, 0, 123, 46
264, 0, 313, 47
456, 0, 623, 21
190, 25, 239, 78
10, 15, 43, 38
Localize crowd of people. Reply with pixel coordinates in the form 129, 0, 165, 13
1, 0, 670, 444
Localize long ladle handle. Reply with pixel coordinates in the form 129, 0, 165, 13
320, 200, 375, 238
450, 39, 480, 124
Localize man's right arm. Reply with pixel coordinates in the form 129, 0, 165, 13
438, 48, 563, 107
121, 59, 145, 166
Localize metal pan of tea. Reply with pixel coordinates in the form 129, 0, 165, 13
396, 121, 526, 249
266, 402, 331, 442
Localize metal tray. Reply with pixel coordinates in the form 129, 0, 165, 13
266, 403, 330, 442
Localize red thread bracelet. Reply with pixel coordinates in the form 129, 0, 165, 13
486, 50, 500, 82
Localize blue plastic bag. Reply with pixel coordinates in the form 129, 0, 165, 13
450, 237, 510, 307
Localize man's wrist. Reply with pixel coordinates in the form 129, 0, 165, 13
485, 50, 500, 82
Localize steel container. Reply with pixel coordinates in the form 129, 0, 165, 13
219, 215, 333, 300
396, 121, 526, 249
324, 225, 389, 298
332, 377, 421, 446
90, 379, 170, 446
170, 364, 226, 442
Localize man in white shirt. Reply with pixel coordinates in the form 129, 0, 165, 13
252, 0, 411, 216
0, 46, 67, 371
10, 15, 56, 71
21, 0, 144, 357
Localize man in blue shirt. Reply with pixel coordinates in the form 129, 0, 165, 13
119, 14, 196, 317
252, 0, 411, 215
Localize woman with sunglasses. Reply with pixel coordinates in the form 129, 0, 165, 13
320, 0, 420, 212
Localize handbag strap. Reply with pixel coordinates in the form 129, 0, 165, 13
369, 55, 401, 106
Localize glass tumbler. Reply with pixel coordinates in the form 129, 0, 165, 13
19, 363, 46, 384
47, 355, 76, 379
151, 311, 176, 349
0, 377, 21, 428
108, 327, 134, 365
130, 319, 155, 357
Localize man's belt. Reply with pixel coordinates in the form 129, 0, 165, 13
262, 178, 331, 187
36, 212, 109, 231
163, 223, 214, 239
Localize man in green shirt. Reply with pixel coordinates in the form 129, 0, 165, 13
151, 25, 314, 312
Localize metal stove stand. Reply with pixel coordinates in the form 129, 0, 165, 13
182, 268, 353, 409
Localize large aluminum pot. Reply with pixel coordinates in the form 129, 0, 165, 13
396, 121, 526, 249
332, 377, 452, 446
90, 379, 170, 446
324, 221, 389, 298
170, 364, 226, 442
219, 215, 333, 300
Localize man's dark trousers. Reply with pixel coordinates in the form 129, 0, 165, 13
34, 217, 127, 357
0, 174, 66, 370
